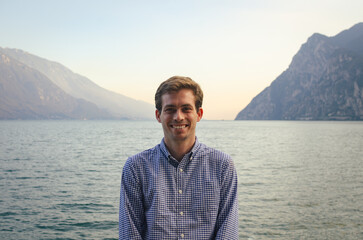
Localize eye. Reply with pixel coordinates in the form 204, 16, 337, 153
164, 108, 175, 113
182, 107, 193, 112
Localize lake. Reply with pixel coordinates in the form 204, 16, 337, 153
0, 120, 362, 239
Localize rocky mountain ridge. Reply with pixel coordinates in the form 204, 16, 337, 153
235, 23, 363, 120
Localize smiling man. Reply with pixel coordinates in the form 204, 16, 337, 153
119, 76, 239, 239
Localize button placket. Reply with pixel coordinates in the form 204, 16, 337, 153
177, 164, 184, 201
176, 163, 186, 238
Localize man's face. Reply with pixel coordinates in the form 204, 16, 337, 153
155, 89, 203, 146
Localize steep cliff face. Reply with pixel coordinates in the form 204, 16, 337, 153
235, 23, 363, 120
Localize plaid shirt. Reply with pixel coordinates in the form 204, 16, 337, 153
119, 138, 238, 239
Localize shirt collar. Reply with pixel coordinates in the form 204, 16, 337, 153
160, 137, 201, 162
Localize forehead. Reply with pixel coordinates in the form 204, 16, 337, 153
161, 89, 196, 106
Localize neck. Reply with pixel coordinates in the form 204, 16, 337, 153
164, 138, 196, 162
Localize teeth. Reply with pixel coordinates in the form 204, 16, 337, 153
173, 125, 186, 129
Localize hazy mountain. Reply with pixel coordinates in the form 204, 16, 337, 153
235, 22, 363, 120
0, 47, 154, 120
0, 53, 113, 119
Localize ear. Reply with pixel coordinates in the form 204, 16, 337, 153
155, 109, 162, 123
197, 107, 203, 122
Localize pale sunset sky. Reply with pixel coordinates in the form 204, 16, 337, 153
0, 0, 362, 120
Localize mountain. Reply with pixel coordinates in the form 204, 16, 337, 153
0, 53, 112, 119
0, 47, 154, 120
235, 23, 363, 120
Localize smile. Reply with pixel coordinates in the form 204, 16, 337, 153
171, 124, 188, 129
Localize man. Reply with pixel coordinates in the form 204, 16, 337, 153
119, 76, 238, 239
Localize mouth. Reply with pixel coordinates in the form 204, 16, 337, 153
170, 124, 189, 129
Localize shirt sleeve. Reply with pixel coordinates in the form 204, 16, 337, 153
215, 158, 239, 239
119, 158, 145, 240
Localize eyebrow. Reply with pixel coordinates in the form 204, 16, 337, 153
164, 104, 193, 108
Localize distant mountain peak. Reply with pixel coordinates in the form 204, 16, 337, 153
0, 47, 154, 120
309, 32, 329, 41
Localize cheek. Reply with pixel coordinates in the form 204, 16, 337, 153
189, 115, 199, 123
160, 115, 172, 124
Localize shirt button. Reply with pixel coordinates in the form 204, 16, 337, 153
180, 211, 184, 216
190, 156, 193, 160
180, 233, 184, 238
179, 168, 183, 172
179, 189, 182, 194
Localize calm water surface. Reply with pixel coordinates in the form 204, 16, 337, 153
0, 120, 362, 239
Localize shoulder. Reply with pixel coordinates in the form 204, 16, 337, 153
199, 143, 233, 165
123, 144, 160, 173
197, 143, 236, 176
128, 145, 159, 162
196, 143, 237, 185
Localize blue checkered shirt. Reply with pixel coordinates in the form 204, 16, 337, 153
119, 138, 238, 239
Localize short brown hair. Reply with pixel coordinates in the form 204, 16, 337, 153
155, 76, 203, 112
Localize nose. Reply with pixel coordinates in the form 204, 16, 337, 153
174, 109, 184, 121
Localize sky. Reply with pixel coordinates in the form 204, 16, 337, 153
0, 0, 362, 120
